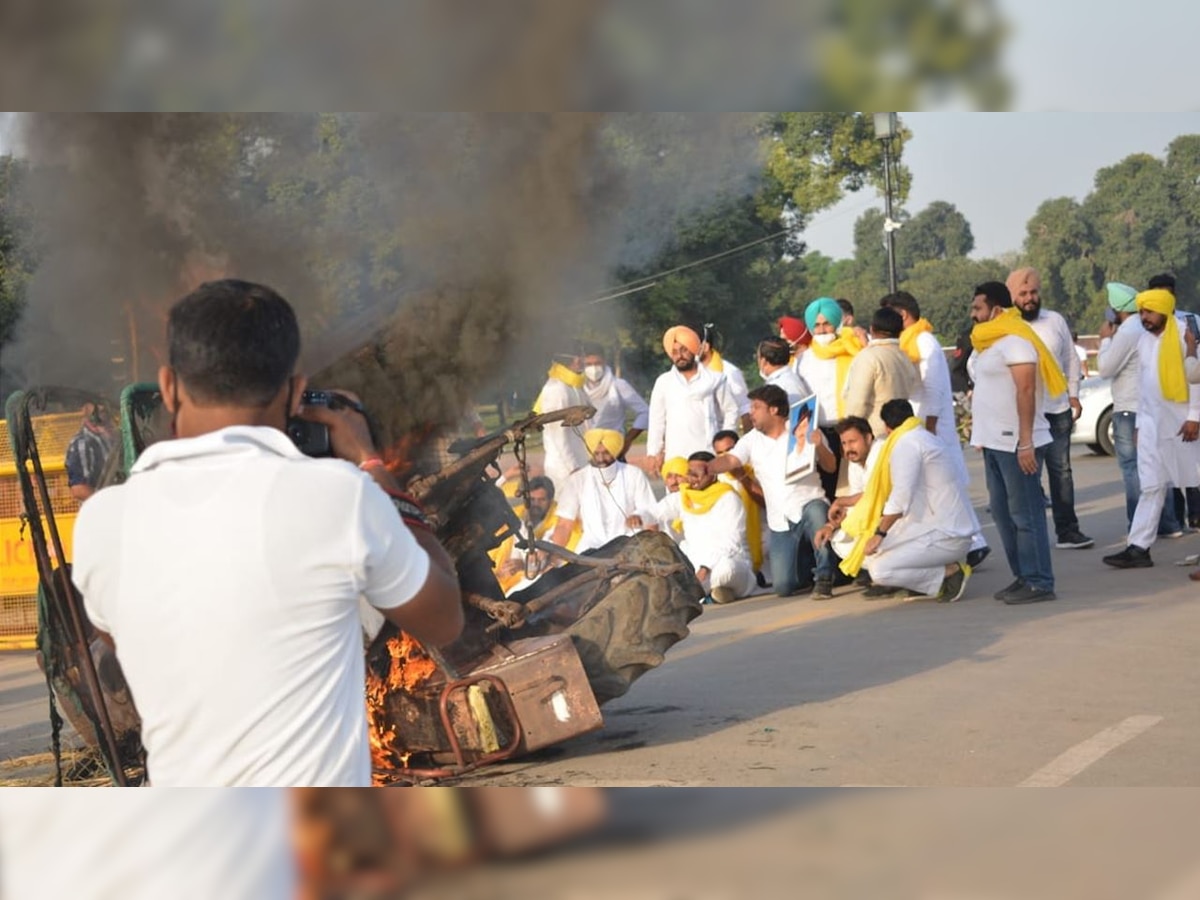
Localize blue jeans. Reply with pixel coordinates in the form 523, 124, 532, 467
1043, 410, 1080, 539
769, 499, 834, 595
983, 446, 1054, 592
1112, 410, 1182, 533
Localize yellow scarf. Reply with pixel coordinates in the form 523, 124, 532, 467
805, 328, 863, 417
490, 501, 581, 592
720, 469, 764, 570
707, 349, 725, 372
1136, 289, 1188, 403
532, 362, 585, 414
899, 318, 935, 363
970, 308, 1067, 399
680, 480, 734, 516
838, 417, 921, 578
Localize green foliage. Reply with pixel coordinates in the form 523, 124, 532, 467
0, 156, 37, 349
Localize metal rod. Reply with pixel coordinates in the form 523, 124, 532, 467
882, 136, 898, 294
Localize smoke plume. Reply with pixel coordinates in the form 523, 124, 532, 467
4, 113, 763, 443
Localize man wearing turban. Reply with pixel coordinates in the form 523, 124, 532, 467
1102, 288, 1200, 570
645, 325, 741, 472
1007, 267, 1092, 551
1097, 282, 1183, 535
551, 428, 659, 554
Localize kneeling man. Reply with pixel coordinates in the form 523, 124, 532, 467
838, 399, 975, 601
680, 452, 756, 604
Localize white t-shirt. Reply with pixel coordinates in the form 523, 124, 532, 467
728, 429, 826, 532
71, 426, 431, 786
968, 335, 1052, 452
0, 789, 295, 900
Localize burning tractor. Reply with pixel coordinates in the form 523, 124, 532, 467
5, 385, 704, 786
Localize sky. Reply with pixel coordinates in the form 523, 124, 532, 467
802, 113, 1200, 262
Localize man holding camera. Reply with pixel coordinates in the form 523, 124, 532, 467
71, 279, 464, 786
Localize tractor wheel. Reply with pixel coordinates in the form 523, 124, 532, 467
561, 531, 704, 705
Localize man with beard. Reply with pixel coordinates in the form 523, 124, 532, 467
580, 343, 649, 460
968, 281, 1065, 605
490, 475, 580, 593
678, 451, 756, 604
646, 325, 740, 471
552, 428, 659, 554
1006, 267, 1092, 550
704, 385, 834, 599
1103, 289, 1200, 569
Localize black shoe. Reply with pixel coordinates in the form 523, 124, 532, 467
755, 570, 770, 589
1055, 530, 1095, 549
937, 563, 971, 603
813, 577, 833, 600
1002, 584, 1057, 605
1102, 545, 1153, 569
862, 583, 902, 600
966, 546, 991, 568
855, 570, 873, 587
993, 579, 1025, 601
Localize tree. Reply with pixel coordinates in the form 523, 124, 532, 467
1021, 196, 1103, 328
895, 199, 974, 274
899, 256, 1008, 339
0, 155, 37, 357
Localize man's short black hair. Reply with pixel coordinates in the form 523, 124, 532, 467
834, 416, 873, 438
836, 298, 854, 318
871, 306, 904, 338
168, 279, 300, 407
881, 399, 915, 430
527, 475, 555, 499
580, 341, 606, 359
881, 291, 921, 321
1149, 273, 1177, 293
688, 450, 716, 463
712, 429, 740, 446
973, 281, 1013, 309
747, 384, 789, 419
757, 336, 791, 367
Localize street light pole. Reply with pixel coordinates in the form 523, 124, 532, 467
873, 112, 899, 295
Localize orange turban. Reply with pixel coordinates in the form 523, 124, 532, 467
583, 428, 624, 458
662, 325, 701, 357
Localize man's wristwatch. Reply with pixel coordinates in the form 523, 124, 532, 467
875, 527, 888, 538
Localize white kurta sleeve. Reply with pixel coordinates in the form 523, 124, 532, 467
1096, 328, 1139, 379
725, 364, 751, 416
646, 376, 668, 456
616, 377, 651, 431
918, 334, 952, 423
716, 374, 740, 430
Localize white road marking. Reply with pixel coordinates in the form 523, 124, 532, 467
1018, 715, 1163, 787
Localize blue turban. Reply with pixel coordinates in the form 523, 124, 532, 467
804, 297, 843, 333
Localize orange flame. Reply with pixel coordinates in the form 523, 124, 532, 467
366, 631, 440, 780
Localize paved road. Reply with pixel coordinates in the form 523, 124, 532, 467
7, 448, 1200, 787
462, 449, 1200, 787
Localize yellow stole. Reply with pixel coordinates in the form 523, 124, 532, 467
838, 417, 921, 578
1137, 290, 1188, 403
720, 470, 764, 570
707, 349, 725, 372
490, 502, 581, 593
970, 308, 1067, 398
532, 362, 585, 414
805, 328, 864, 417
680, 481, 734, 515
899, 318, 935, 363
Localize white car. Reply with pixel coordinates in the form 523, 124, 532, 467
1072, 376, 1114, 456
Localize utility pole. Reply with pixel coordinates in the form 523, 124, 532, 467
873, 112, 900, 295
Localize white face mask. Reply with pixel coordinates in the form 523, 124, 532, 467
813, 333, 836, 346
584, 364, 605, 382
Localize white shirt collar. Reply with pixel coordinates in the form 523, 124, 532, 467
131, 425, 307, 474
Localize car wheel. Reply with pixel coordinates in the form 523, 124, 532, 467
1096, 407, 1115, 456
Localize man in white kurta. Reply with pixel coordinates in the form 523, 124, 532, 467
646, 325, 740, 467
885, 291, 989, 563
678, 452, 756, 603
699, 327, 752, 430
858, 402, 976, 599
554, 429, 660, 554
1103, 288, 1200, 567
535, 355, 592, 494
582, 345, 649, 457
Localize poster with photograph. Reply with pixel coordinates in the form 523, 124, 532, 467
785, 393, 819, 484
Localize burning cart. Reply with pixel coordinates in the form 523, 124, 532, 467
5, 386, 704, 785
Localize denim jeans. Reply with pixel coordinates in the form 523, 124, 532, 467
769, 498, 834, 595
1113, 411, 1182, 533
982, 446, 1054, 592
1043, 409, 1080, 539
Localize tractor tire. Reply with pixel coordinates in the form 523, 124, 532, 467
561, 531, 704, 705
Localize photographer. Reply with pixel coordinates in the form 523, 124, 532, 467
70, 279, 463, 787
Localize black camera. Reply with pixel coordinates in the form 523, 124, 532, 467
284, 391, 338, 458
